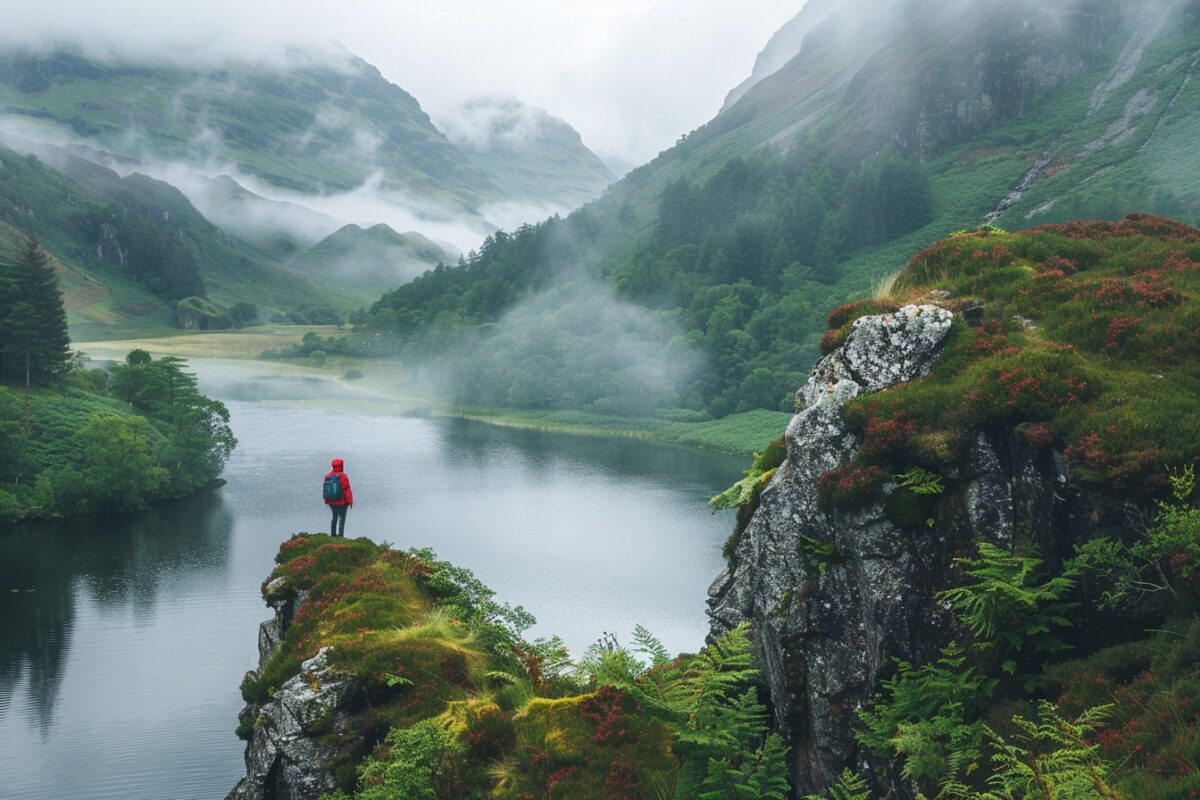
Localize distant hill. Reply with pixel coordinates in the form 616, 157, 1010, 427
289, 223, 453, 298
0, 135, 365, 337
0, 46, 614, 217
436, 97, 614, 210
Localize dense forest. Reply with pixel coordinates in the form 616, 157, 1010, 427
0, 238, 236, 519
361, 146, 934, 417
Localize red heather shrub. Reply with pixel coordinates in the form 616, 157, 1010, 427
1103, 316, 1143, 350
465, 705, 514, 759
280, 536, 311, 553
282, 553, 318, 580
860, 412, 916, 460
820, 326, 849, 355
1163, 252, 1200, 273
1064, 431, 1166, 490
602, 760, 644, 800
582, 685, 633, 744
816, 464, 887, 510
547, 766, 578, 794
1036, 255, 1079, 275
1022, 423, 1054, 449
1129, 272, 1182, 308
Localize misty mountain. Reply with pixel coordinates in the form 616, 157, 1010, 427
361, 0, 1200, 416
719, 0, 841, 113
436, 97, 615, 211
288, 223, 454, 295
0, 46, 613, 219
0, 135, 393, 337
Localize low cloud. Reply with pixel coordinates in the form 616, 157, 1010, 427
435, 97, 560, 154
432, 276, 702, 416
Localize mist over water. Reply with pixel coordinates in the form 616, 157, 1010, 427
0, 360, 743, 800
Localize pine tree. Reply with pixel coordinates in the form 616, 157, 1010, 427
5, 238, 71, 384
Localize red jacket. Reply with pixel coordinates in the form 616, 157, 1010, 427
324, 458, 353, 506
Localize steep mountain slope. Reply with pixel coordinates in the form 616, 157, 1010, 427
0, 47, 491, 206
0, 136, 366, 337
0, 47, 615, 217
360, 0, 1200, 419
719, 0, 841, 112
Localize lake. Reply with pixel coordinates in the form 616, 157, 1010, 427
0, 360, 745, 800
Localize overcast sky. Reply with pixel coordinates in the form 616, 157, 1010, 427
2, 0, 804, 169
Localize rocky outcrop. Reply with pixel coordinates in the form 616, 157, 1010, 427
227, 585, 358, 800
95, 222, 127, 266
706, 303, 1110, 795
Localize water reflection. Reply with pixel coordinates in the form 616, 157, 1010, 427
0, 359, 751, 800
0, 494, 233, 733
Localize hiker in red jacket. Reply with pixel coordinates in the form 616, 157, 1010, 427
323, 457, 354, 537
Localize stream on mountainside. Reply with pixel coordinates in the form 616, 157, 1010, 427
0, 360, 745, 800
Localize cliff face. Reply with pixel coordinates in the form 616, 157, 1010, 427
705, 300, 1125, 795
228, 582, 355, 800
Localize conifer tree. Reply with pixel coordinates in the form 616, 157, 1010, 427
3, 238, 71, 384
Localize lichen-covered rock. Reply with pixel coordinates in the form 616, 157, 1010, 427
709, 303, 956, 793
228, 601, 355, 800
706, 299, 1131, 794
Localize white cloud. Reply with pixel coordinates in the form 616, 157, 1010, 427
0, 0, 804, 166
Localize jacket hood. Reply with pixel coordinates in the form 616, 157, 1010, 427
331, 458, 344, 472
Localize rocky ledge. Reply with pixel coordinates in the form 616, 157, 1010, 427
706, 301, 1119, 794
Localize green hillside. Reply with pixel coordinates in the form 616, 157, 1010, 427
0, 138, 367, 337
0, 47, 492, 207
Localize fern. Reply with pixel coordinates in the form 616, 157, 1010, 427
897, 466, 946, 495
937, 542, 1077, 684
980, 702, 1121, 800
633, 624, 671, 667
858, 643, 992, 789
802, 769, 872, 800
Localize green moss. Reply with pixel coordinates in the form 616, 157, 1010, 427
833, 215, 1200, 494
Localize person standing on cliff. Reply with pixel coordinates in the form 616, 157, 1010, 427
323, 458, 354, 537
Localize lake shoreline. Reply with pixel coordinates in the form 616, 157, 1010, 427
78, 332, 790, 459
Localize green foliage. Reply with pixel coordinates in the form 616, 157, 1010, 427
1050, 617, 1200, 798
1070, 465, 1200, 613
348, 719, 465, 800
938, 543, 1078, 683
407, 546, 536, 641
73, 412, 170, 514
0, 349, 234, 519
711, 437, 787, 511
978, 702, 1121, 800
858, 644, 994, 790
802, 770, 872, 800
897, 467, 946, 495
843, 216, 1200, 493
699, 733, 791, 800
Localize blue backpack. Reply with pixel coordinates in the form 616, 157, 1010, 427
323, 473, 343, 502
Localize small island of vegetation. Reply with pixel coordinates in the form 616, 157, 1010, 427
0, 238, 236, 521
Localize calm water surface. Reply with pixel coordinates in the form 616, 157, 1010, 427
0, 361, 743, 800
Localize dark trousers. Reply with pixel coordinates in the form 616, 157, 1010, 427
330, 504, 348, 537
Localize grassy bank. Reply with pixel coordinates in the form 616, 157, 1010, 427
245, 535, 784, 799
77, 330, 795, 458
440, 407, 793, 457
75, 324, 343, 360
